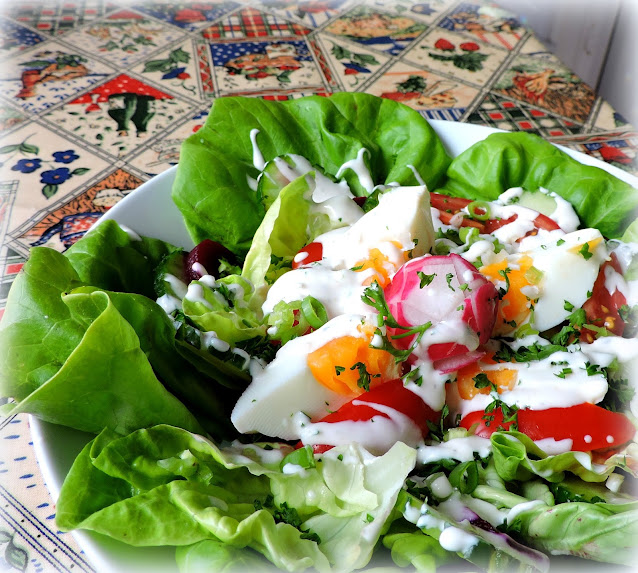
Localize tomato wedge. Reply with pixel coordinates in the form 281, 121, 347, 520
292, 241, 323, 269
581, 253, 628, 341
302, 378, 440, 453
460, 402, 636, 452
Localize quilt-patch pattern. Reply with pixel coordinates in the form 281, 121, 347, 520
0, 1, 635, 571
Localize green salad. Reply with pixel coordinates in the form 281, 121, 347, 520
1, 93, 638, 572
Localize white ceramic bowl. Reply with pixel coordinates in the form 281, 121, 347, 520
30, 120, 638, 573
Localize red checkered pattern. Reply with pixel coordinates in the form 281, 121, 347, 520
201, 7, 310, 40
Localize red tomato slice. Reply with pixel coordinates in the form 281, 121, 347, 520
431, 192, 562, 235
483, 213, 561, 234
302, 379, 440, 453
292, 241, 323, 269
581, 254, 627, 340
430, 192, 472, 212
460, 402, 635, 452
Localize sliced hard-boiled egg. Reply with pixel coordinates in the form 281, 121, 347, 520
231, 314, 399, 440
262, 185, 436, 318
318, 185, 435, 274
529, 228, 606, 332
479, 228, 607, 334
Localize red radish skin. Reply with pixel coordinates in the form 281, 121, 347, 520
384, 254, 498, 366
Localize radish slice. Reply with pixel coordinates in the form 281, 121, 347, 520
384, 253, 498, 366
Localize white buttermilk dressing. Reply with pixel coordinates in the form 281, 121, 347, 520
310, 192, 363, 228
506, 500, 546, 523
201, 330, 230, 353
580, 335, 638, 367
403, 360, 452, 412
604, 264, 629, 298
407, 164, 426, 186
156, 293, 182, 315
335, 148, 375, 194
439, 527, 479, 556
191, 262, 208, 277
447, 349, 608, 418
164, 273, 188, 299
249, 129, 266, 171
417, 436, 492, 465
298, 402, 423, 456
534, 438, 574, 455
261, 266, 377, 319
541, 188, 580, 232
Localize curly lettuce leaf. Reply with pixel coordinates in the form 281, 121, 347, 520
69, 287, 241, 438
298, 442, 416, 571
172, 93, 451, 254
176, 540, 274, 572
0, 224, 247, 437
181, 275, 266, 344
435, 131, 638, 238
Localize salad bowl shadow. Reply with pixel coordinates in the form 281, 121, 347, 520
29, 119, 638, 573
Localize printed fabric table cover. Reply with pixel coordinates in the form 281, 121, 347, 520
0, 1, 636, 571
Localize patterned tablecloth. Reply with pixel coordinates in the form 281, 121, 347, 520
0, 1, 637, 571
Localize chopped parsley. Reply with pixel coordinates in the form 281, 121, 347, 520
426, 404, 449, 442
579, 242, 593, 260
335, 365, 345, 376
417, 271, 436, 288
472, 372, 493, 390
554, 367, 573, 379
497, 267, 511, 296
403, 368, 424, 387
361, 281, 432, 362
492, 341, 565, 363
254, 495, 321, 543
350, 361, 380, 392
483, 398, 519, 430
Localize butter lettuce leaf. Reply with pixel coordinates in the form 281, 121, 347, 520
241, 173, 313, 307
172, 93, 451, 254
507, 499, 638, 565
5, 285, 201, 435
435, 132, 638, 238
64, 218, 180, 298
491, 431, 635, 483
0, 223, 247, 437
56, 425, 417, 572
